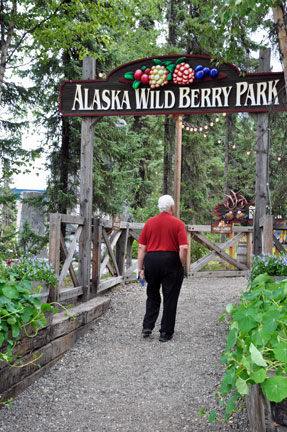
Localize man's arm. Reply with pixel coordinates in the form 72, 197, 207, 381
137, 243, 147, 278
179, 244, 188, 267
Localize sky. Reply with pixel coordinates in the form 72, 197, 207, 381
12, 46, 283, 191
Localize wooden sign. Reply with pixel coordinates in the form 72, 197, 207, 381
112, 215, 121, 231
211, 223, 233, 234
213, 191, 253, 225
60, 55, 287, 117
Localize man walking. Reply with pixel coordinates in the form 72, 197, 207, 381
137, 195, 189, 342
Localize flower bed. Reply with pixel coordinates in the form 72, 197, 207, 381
250, 253, 287, 281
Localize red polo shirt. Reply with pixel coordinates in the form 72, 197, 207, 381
138, 212, 188, 252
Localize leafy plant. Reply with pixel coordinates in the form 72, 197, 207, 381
2, 256, 58, 287
203, 273, 287, 423
250, 253, 287, 280
0, 278, 51, 365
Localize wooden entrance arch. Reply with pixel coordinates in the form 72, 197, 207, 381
53, 53, 287, 301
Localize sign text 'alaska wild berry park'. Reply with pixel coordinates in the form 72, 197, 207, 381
60, 55, 287, 117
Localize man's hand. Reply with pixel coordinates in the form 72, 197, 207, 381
179, 244, 189, 267
137, 243, 147, 274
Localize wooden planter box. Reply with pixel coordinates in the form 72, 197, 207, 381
246, 384, 287, 431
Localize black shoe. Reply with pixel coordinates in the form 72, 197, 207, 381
142, 328, 152, 337
159, 332, 173, 342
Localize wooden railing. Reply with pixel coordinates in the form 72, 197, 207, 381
48, 213, 286, 301
49, 214, 144, 302
187, 225, 253, 278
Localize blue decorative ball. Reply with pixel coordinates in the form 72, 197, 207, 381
210, 68, 219, 78
194, 65, 203, 72
203, 67, 210, 75
195, 70, 204, 80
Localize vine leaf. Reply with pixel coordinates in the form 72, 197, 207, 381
261, 376, 287, 402
273, 342, 287, 362
236, 377, 249, 395
250, 368, 266, 384
208, 410, 216, 423
262, 310, 281, 334
11, 325, 20, 338
2, 287, 19, 299
249, 343, 267, 367
226, 328, 237, 350
226, 303, 233, 314
233, 308, 259, 332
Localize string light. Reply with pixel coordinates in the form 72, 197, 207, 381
98, 72, 104, 78
178, 119, 282, 162
222, 113, 227, 117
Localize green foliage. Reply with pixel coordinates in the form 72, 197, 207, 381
2, 256, 58, 287
203, 274, 287, 422
18, 220, 47, 256
0, 277, 50, 365
250, 253, 287, 280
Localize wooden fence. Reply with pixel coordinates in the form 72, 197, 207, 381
187, 225, 253, 278
48, 213, 286, 302
49, 213, 144, 302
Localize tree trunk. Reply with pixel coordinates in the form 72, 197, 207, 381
273, 4, 287, 98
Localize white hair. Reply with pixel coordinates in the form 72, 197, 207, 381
158, 195, 175, 213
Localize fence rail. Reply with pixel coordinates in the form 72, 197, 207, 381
49, 214, 144, 302
48, 213, 284, 302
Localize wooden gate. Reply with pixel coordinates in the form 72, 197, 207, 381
187, 225, 253, 278
49, 213, 144, 301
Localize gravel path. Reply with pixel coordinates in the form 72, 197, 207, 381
0, 277, 250, 432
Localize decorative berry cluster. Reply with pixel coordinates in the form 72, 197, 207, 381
124, 57, 219, 89
173, 63, 195, 85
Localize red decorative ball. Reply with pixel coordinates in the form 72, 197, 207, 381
134, 69, 143, 81
173, 63, 194, 85
141, 74, 149, 84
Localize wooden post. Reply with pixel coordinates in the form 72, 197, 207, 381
92, 218, 101, 294
174, 115, 182, 218
78, 57, 96, 301
229, 231, 234, 270
246, 232, 253, 269
254, 49, 271, 255
48, 213, 61, 302
262, 215, 273, 254
186, 230, 191, 275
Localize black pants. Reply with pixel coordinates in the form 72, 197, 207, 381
143, 251, 184, 335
